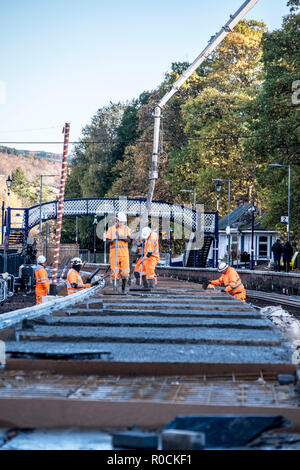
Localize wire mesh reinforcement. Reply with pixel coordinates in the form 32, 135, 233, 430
0, 373, 297, 408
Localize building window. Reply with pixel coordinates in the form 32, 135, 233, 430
258, 236, 268, 259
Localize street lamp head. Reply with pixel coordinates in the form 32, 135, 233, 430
6, 175, 12, 189
269, 164, 284, 168
180, 189, 193, 193
215, 180, 222, 193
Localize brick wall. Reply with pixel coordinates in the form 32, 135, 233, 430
38, 244, 79, 265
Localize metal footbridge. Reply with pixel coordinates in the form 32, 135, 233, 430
2, 198, 218, 267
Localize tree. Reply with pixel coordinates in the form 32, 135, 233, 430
166, 20, 266, 215
244, 0, 300, 239
63, 97, 148, 247
10, 167, 29, 198
168, 88, 255, 214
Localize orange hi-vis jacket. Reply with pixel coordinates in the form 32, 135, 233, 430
143, 232, 160, 261
35, 265, 50, 304
210, 266, 246, 301
67, 268, 91, 295
106, 224, 131, 255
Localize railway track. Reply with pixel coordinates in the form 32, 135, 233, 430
247, 290, 300, 310
0, 277, 299, 431
3, 278, 294, 366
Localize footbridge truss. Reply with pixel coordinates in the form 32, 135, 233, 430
3, 198, 217, 239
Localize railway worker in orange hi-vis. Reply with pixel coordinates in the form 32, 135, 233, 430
209, 262, 246, 302
106, 212, 131, 293
134, 244, 143, 285
66, 258, 92, 295
141, 227, 160, 289
35, 255, 50, 304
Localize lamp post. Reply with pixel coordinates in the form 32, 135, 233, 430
39, 174, 59, 238
180, 189, 196, 211
0, 175, 5, 245
269, 164, 291, 241
180, 189, 197, 267
93, 215, 98, 263
212, 178, 231, 264
249, 186, 256, 270
214, 180, 222, 267
169, 227, 173, 266
104, 214, 107, 264
4, 176, 12, 272
75, 216, 78, 245
6, 175, 12, 208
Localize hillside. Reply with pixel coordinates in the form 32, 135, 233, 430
0, 148, 63, 212
0, 150, 62, 187
0, 146, 62, 162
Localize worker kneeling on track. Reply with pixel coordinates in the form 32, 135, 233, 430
67, 258, 93, 295
140, 227, 160, 289
35, 255, 50, 304
106, 212, 131, 293
208, 262, 246, 302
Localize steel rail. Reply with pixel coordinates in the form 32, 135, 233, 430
0, 284, 103, 331
247, 290, 300, 309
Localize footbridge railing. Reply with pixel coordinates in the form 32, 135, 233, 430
4, 198, 216, 235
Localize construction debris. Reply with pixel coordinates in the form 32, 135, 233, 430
164, 415, 292, 449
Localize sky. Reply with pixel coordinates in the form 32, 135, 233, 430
0, 0, 291, 156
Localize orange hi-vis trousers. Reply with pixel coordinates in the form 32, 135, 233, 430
134, 257, 142, 275
142, 232, 160, 281
142, 256, 159, 280
35, 265, 50, 304
106, 224, 131, 281
110, 250, 130, 280
134, 246, 143, 277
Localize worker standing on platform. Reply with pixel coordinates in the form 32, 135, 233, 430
141, 227, 160, 289
35, 255, 50, 304
66, 258, 92, 295
272, 239, 283, 272
208, 262, 246, 302
106, 212, 131, 293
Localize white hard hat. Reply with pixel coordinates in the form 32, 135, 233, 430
37, 255, 46, 265
218, 262, 229, 272
72, 257, 83, 265
141, 227, 152, 240
116, 212, 127, 222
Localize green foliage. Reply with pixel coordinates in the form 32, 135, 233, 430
10, 167, 28, 196
65, 6, 300, 249
244, 0, 300, 238
64, 97, 148, 247
166, 20, 265, 216
10, 167, 56, 205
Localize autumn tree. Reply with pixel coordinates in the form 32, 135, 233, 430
244, 0, 300, 239
166, 20, 266, 216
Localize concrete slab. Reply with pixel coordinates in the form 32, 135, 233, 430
101, 298, 242, 304
70, 308, 261, 318
103, 301, 251, 310
34, 315, 271, 329
0, 429, 113, 450
103, 304, 252, 312
5, 341, 292, 363
18, 325, 282, 346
